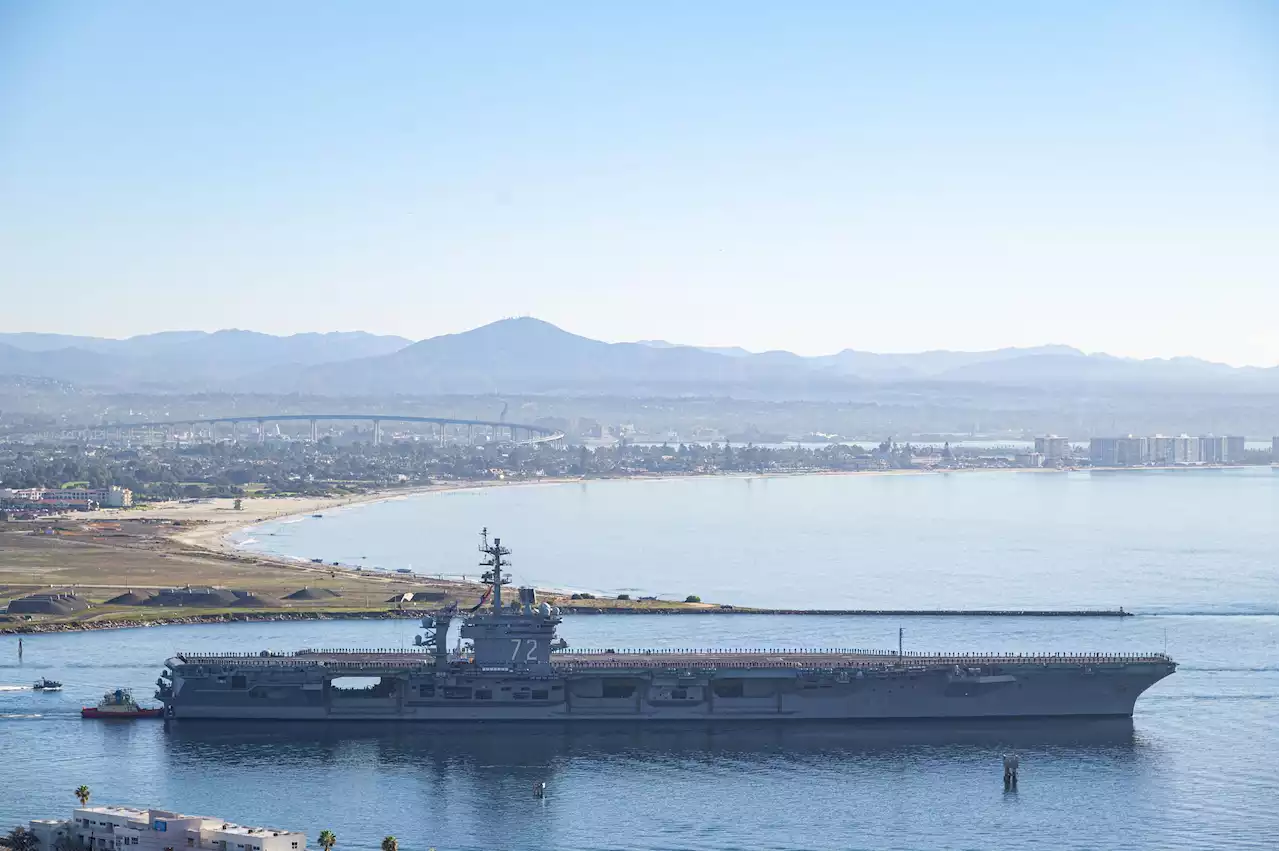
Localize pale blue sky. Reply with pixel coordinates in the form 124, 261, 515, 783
1, 1, 1275, 363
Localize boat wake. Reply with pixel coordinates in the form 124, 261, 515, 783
0, 685, 31, 692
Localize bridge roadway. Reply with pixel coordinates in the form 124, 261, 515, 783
88, 413, 565, 445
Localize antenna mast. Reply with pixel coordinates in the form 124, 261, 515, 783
479, 528, 512, 613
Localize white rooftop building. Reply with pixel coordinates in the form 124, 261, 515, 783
26, 806, 305, 851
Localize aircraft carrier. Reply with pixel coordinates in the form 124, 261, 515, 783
155, 531, 1176, 721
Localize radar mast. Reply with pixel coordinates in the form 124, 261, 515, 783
479, 527, 511, 613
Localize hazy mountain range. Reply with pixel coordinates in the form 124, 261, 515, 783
0, 319, 1274, 396
0, 330, 410, 391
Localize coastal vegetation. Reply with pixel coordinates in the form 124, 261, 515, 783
74, 786, 90, 807
3, 434, 1274, 516
317, 830, 336, 851
0, 440, 903, 503
4, 827, 38, 851
380, 837, 397, 851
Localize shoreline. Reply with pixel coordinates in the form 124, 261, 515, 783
188, 463, 1261, 563
4, 464, 1261, 637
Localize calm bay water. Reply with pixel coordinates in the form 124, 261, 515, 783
236, 467, 1277, 613
3, 468, 1277, 850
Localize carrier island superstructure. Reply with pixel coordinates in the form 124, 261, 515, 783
155, 531, 1176, 721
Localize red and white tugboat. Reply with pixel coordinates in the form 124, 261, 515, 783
81, 688, 164, 719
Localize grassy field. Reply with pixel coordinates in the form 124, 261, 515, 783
0, 521, 713, 631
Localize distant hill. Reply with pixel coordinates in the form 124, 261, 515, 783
0, 329, 409, 360
0, 320, 1273, 396
0, 331, 207, 353
292, 318, 809, 395
0, 330, 412, 389
636, 339, 1094, 380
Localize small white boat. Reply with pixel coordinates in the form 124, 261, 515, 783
33, 678, 63, 692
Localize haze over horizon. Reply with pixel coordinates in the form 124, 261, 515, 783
0, 316, 1272, 367
1, 2, 1276, 366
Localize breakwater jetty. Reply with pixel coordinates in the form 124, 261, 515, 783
564, 607, 1132, 617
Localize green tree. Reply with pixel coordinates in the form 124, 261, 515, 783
318, 830, 336, 851
684, 595, 702, 603
381, 837, 398, 851
75, 785, 91, 806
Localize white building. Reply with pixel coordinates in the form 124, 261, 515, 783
27, 806, 305, 851
1198, 435, 1227, 464
1090, 436, 1148, 466
1033, 436, 1071, 461
45, 486, 134, 508
0, 486, 132, 509
1147, 435, 1198, 465
1171, 435, 1199, 464
1224, 436, 1246, 463
1147, 435, 1174, 465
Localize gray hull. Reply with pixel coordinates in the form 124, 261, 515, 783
159, 654, 1174, 722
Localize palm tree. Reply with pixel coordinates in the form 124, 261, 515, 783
318, 830, 336, 851
381, 838, 397, 851
75, 785, 91, 806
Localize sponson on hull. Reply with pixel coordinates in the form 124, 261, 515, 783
155, 530, 1176, 721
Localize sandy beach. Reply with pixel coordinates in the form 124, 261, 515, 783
77, 478, 576, 556
77, 464, 1198, 562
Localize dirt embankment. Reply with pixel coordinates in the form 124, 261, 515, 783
0, 498, 717, 634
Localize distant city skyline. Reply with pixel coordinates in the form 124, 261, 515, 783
1, 2, 1275, 365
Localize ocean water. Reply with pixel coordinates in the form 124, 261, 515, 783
1, 615, 1275, 851
3, 468, 1277, 850
235, 467, 1278, 613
